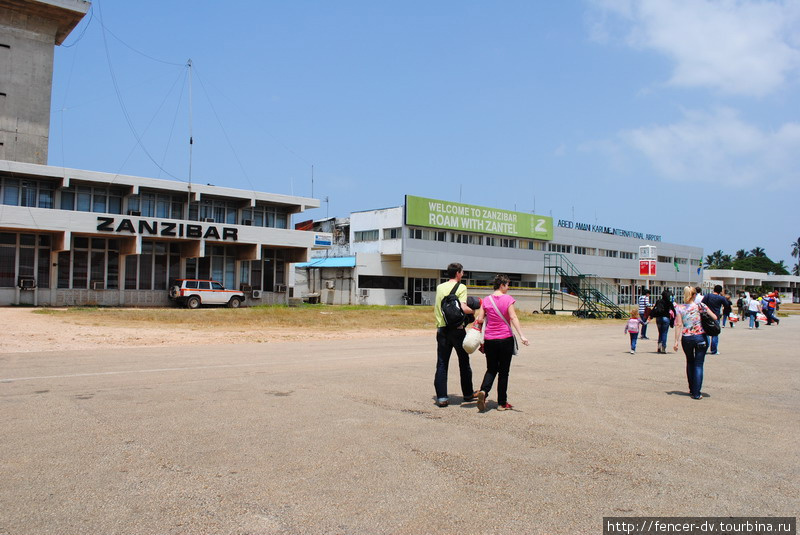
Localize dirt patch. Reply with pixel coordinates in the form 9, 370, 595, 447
1, 306, 589, 353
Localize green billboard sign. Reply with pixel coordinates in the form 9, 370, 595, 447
405, 195, 553, 241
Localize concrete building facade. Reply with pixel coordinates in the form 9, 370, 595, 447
0, 0, 90, 164
295, 196, 707, 313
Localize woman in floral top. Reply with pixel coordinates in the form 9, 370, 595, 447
673, 286, 717, 400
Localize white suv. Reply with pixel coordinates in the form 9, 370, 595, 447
168, 279, 245, 309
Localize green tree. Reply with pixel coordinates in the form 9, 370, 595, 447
774, 260, 789, 275
793, 263, 800, 276
704, 250, 724, 269
732, 255, 788, 274
791, 237, 800, 260
720, 254, 733, 269
750, 247, 766, 257
735, 249, 750, 261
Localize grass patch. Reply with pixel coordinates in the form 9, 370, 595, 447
33, 305, 600, 331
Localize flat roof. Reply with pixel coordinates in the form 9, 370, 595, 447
1, 0, 91, 45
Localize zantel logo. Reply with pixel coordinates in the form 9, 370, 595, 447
96, 216, 238, 241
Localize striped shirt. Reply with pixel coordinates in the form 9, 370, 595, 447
638, 294, 651, 314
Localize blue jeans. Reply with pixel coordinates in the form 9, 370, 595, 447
629, 332, 638, 351
709, 333, 719, 354
681, 334, 707, 398
748, 311, 760, 328
639, 314, 648, 338
656, 316, 670, 349
434, 327, 473, 401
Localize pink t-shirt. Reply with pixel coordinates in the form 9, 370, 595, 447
484, 294, 515, 340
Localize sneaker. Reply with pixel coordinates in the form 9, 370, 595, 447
630, 350, 635, 354
462, 396, 475, 403
691, 394, 702, 400
497, 403, 514, 411
476, 391, 486, 412
435, 398, 449, 407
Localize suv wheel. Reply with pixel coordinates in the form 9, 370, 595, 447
228, 296, 243, 308
186, 296, 201, 309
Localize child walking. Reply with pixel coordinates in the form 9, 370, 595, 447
624, 309, 644, 354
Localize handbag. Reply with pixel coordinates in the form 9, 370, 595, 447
488, 295, 519, 355
462, 320, 485, 354
699, 304, 721, 336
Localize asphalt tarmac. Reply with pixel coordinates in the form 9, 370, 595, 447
1, 319, 797, 534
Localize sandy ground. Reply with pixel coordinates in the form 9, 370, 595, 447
0, 308, 430, 353
1, 310, 797, 534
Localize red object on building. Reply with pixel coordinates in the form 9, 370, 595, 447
639, 260, 656, 276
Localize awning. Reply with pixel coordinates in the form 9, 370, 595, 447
294, 256, 356, 269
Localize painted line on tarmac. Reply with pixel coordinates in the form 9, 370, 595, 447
0, 354, 393, 383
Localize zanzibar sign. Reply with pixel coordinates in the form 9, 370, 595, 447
405, 195, 553, 241
557, 220, 661, 242
97, 217, 239, 241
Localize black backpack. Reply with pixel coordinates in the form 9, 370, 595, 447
441, 282, 466, 328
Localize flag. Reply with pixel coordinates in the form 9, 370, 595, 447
673, 260, 680, 272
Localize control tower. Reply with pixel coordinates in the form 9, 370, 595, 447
0, 0, 90, 164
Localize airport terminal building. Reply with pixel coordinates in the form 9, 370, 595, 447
0, 160, 325, 306
296, 195, 707, 312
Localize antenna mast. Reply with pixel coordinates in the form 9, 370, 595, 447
187, 59, 194, 187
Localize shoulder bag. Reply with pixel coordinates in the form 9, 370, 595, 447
699, 303, 721, 336
488, 295, 519, 355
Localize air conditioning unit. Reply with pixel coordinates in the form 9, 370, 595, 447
91, 281, 104, 290
274, 284, 287, 293
251, 289, 262, 299
325, 280, 336, 290
242, 219, 253, 226
18, 278, 36, 289
127, 210, 141, 216
359, 288, 370, 298
203, 217, 215, 223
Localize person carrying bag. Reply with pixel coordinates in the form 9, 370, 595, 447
472, 274, 530, 412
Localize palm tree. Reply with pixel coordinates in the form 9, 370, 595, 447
704, 250, 724, 269
735, 249, 749, 261
774, 260, 789, 275
793, 262, 800, 277
720, 254, 733, 269
791, 237, 800, 260
750, 247, 766, 258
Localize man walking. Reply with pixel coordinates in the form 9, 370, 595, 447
702, 285, 726, 354
638, 289, 652, 340
433, 262, 476, 407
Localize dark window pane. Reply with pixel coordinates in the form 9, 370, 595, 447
125, 255, 138, 289
72, 251, 88, 288
0, 245, 16, 286
60, 190, 74, 210
107, 251, 119, 289
18, 247, 34, 278
3, 179, 19, 206
90, 251, 105, 288
38, 248, 50, 288
20, 234, 35, 246
358, 275, 405, 289
58, 251, 71, 288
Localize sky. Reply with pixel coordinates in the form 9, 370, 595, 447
49, 0, 800, 268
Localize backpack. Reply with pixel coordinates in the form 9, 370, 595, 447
440, 282, 466, 328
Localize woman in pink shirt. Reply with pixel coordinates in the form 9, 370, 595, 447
473, 274, 530, 412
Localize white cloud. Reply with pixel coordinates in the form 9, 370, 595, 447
589, 0, 800, 96
619, 107, 800, 187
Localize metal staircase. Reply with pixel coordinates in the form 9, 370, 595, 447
543, 253, 626, 318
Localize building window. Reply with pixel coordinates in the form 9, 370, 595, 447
500, 238, 516, 248
61, 185, 124, 214
128, 192, 183, 219
359, 275, 405, 289
241, 204, 289, 228
657, 255, 673, 263
355, 229, 379, 242
690, 259, 701, 266
409, 228, 446, 241
0, 178, 55, 209
383, 227, 401, 240
548, 243, 571, 253
620, 251, 635, 260
574, 246, 596, 256
675, 257, 688, 265
603, 249, 618, 258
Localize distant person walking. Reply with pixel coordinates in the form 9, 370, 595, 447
638, 289, 652, 340
747, 295, 762, 329
473, 274, 530, 412
702, 285, 726, 355
673, 286, 717, 400
624, 309, 644, 354
736, 294, 746, 321
650, 290, 675, 353
722, 293, 733, 328
433, 262, 476, 407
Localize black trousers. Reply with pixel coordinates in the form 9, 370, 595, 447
480, 337, 515, 405
434, 327, 473, 400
